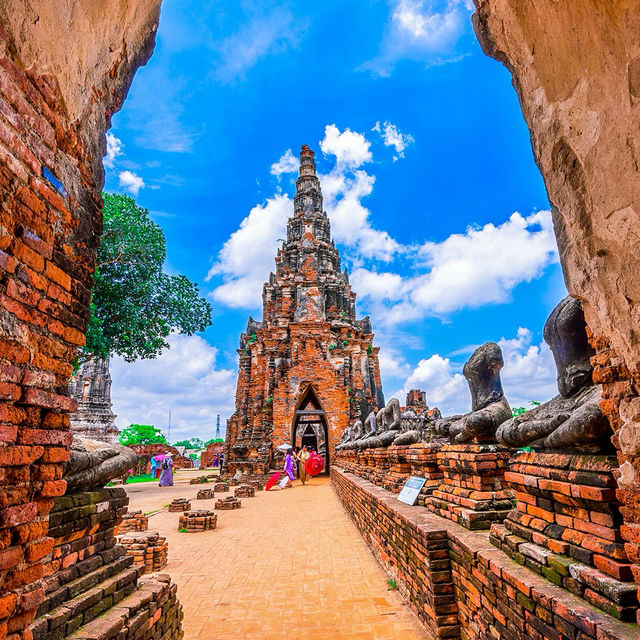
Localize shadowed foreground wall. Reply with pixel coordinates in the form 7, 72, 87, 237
0, 2, 160, 636
472, 0, 640, 563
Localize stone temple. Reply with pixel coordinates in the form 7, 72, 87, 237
68, 357, 120, 443
224, 145, 385, 476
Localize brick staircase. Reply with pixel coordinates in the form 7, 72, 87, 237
29, 488, 183, 640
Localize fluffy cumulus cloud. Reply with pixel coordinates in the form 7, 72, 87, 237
110, 334, 236, 442
391, 326, 557, 415
118, 170, 145, 196
366, 0, 474, 75
319, 124, 372, 168
104, 133, 123, 169
353, 210, 558, 325
206, 193, 291, 308
270, 149, 299, 176
372, 121, 415, 160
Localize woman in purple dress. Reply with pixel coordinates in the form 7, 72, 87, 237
283, 449, 296, 486
158, 453, 174, 487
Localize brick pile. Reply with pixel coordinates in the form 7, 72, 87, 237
189, 476, 208, 484
332, 467, 637, 640
118, 531, 168, 574
490, 451, 638, 620
426, 444, 513, 530
178, 510, 217, 532
235, 485, 255, 498
117, 510, 149, 533
214, 482, 229, 492
29, 488, 183, 640
248, 479, 266, 492
216, 496, 241, 510
196, 488, 214, 500
168, 499, 190, 512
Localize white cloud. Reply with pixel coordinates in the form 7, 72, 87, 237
373, 121, 415, 160
110, 334, 236, 442
320, 124, 372, 168
207, 194, 291, 308
118, 170, 145, 196
270, 149, 299, 176
215, 10, 306, 83
365, 0, 473, 75
391, 325, 557, 416
356, 210, 558, 324
104, 133, 123, 169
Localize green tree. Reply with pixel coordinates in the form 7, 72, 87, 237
511, 401, 541, 417
119, 424, 168, 447
204, 438, 224, 446
81, 193, 212, 364
173, 438, 204, 449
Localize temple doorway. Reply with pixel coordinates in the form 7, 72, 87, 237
292, 387, 329, 472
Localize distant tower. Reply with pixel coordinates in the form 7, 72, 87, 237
68, 357, 120, 443
216, 415, 221, 440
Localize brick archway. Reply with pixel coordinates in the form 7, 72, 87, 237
291, 385, 330, 471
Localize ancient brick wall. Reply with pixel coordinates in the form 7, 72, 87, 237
0, 3, 160, 636
200, 441, 224, 468
332, 467, 636, 640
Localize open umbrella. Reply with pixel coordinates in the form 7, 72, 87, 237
265, 471, 282, 490
305, 454, 324, 477
153, 454, 166, 461
276, 444, 292, 452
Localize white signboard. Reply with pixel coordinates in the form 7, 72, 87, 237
397, 476, 427, 506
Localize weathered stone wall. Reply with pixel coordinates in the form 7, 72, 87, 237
0, 2, 160, 636
128, 444, 194, 470
200, 441, 224, 468
472, 0, 640, 580
332, 467, 636, 640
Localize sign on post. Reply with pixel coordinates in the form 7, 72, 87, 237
397, 476, 427, 506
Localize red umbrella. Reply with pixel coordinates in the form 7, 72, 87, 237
305, 454, 324, 477
265, 471, 282, 491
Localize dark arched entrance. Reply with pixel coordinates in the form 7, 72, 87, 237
292, 386, 329, 472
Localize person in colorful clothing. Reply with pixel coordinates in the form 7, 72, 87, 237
158, 453, 174, 487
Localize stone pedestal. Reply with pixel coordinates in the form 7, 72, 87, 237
426, 444, 513, 530
118, 531, 168, 574
490, 452, 638, 620
178, 510, 217, 532
214, 482, 229, 492
118, 510, 149, 533
196, 488, 215, 500
235, 485, 256, 498
216, 496, 242, 510
168, 498, 191, 512
189, 475, 209, 484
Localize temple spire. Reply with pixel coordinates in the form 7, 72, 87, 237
294, 144, 324, 216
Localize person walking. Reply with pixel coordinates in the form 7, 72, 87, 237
279, 447, 295, 488
149, 456, 157, 479
297, 445, 310, 485
158, 453, 174, 487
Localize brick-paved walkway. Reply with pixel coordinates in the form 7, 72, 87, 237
124, 470, 430, 639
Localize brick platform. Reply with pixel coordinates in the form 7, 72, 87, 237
332, 466, 637, 640
196, 488, 215, 500
118, 531, 168, 574
490, 451, 638, 620
178, 510, 217, 532
168, 498, 191, 512
426, 444, 513, 530
189, 476, 209, 484
216, 496, 242, 510
235, 485, 256, 498
117, 510, 149, 533
248, 479, 266, 492
214, 482, 230, 492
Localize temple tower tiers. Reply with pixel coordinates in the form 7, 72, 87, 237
68, 357, 120, 443
225, 145, 385, 475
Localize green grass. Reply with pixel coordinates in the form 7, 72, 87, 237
125, 473, 157, 484
178, 527, 187, 533
387, 578, 397, 590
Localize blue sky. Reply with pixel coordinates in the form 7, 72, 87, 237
106, 0, 567, 442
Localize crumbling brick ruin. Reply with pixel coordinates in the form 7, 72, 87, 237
224, 145, 384, 476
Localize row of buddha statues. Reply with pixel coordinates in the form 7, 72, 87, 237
337, 296, 612, 453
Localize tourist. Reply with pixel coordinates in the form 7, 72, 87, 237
213, 454, 219, 468
298, 445, 310, 485
283, 448, 296, 486
158, 452, 174, 487
149, 456, 157, 478
291, 447, 299, 479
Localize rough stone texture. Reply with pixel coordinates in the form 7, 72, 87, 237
333, 467, 638, 640
168, 499, 190, 513
117, 510, 149, 534
472, 0, 640, 596
117, 530, 167, 574
224, 146, 384, 476
0, 3, 160, 635
177, 510, 216, 533
68, 357, 119, 443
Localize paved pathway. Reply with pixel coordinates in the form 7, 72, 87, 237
124, 470, 430, 640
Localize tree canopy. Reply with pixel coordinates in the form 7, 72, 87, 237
205, 438, 224, 446
173, 437, 204, 449
119, 423, 168, 447
82, 193, 212, 363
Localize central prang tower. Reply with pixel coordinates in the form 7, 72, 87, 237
224, 145, 384, 476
